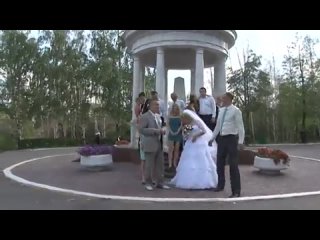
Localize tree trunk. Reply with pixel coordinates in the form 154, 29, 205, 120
47, 116, 50, 138
250, 111, 255, 143
103, 117, 106, 138
299, 45, 307, 143
272, 113, 277, 143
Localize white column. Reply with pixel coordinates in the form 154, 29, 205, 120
156, 47, 165, 100
130, 56, 141, 148
139, 64, 145, 93
210, 67, 215, 97
214, 58, 227, 97
190, 69, 195, 95
164, 68, 168, 112
194, 48, 204, 96
163, 69, 169, 153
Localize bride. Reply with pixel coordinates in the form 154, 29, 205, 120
170, 109, 218, 190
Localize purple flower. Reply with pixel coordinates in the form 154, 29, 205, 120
78, 145, 113, 156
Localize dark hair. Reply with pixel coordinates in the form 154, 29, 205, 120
199, 87, 206, 92
151, 90, 158, 96
189, 94, 197, 103
188, 94, 199, 112
138, 92, 145, 97
142, 98, 151, 114
225, 92, 234, 100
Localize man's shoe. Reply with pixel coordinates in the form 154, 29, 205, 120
156, 184, 170, 190
145, 184, 154, 191
229, 193, 241, 198
214, 187, 224, 192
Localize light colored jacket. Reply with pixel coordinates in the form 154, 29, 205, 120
139, 111, 162, 152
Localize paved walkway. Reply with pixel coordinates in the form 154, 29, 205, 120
1, 145, 320, 209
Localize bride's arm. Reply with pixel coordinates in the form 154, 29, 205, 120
191, 120, 206, 141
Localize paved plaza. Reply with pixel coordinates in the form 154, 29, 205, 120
1, 144, 320, 209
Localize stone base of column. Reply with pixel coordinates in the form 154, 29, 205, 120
130, 121, 139, 149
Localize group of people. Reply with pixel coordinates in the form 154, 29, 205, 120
134, 87, 245, 198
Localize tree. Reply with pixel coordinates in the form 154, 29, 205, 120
0, 30, 38, 139
280, 34, 320, 142
227, 49, 272, 143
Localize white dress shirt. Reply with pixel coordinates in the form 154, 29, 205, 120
149, 110, 162, 140
149, 110, 162, 128
168, 99, 186, 114
212, 104, 245, 144
198, 95, 216, 117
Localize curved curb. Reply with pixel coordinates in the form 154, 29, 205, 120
3, 153, 320, 203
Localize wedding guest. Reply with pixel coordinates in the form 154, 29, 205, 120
150, 90, 167, 126
167, 103, 183, 169
198, 87, 216, 131
139, 99, 170, 191
168, 92, 185, 114
134, 97, 146, 183
138, 92, 147, 114
134, 97, 144, 123
186, 94, 199, 112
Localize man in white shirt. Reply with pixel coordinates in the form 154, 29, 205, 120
198, 87, 216, 131
168, 92, 185, 114
209, 92, 245, 198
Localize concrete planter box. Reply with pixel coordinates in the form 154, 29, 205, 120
80, 154, 113, 170
253, 156, 289, 173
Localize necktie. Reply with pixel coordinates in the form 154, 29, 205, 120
220, 107, 228, 135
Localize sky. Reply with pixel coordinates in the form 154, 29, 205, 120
29, 30, 320, 99
168, 30, 320, 97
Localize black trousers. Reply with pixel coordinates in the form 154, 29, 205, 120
199, 114, 214, 131
216, 135, 241, 194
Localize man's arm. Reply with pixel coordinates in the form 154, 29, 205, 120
211, 96, 216, 120
180, 100, 186, 111
139, 114, 160, 136
235, 109, 245, 144
210, 114, 221, 141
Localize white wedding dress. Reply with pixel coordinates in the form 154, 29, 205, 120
170, 110, 218, 190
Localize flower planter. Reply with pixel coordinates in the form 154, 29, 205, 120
80, 154, 113, 170
253, 156, 289, 173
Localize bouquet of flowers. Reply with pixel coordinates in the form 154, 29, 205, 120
257, 147, 290, 165
78, 145, 113, 157
182, 125, 193, 141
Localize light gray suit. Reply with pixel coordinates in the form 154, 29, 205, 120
139, 110, 164, 185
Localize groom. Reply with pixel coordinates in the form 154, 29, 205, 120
209, 92, 245, 198
139, 99, 170, 191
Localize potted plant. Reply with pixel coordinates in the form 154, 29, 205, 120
253, 147, 290, 172
78, 145, 114, 169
